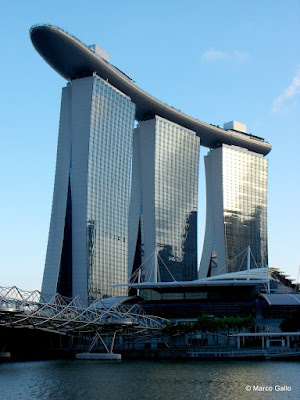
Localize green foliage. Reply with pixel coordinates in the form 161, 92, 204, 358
162, 321, 192, 336
163, 314, 256, 336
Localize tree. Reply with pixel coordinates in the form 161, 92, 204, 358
242, 315, 256, 332
162, 321, 192, 336
194, 314, 211, 336
235, 316, 244, 333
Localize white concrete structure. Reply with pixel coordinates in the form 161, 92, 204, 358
88, 44, 110, 62
223, 120, 247, 133
76, 353, 121, 360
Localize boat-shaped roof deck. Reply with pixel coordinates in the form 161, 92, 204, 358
30, 24, 271, 155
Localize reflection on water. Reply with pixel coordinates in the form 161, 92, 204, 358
0, 360, 299, 400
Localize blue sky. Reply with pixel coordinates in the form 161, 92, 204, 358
0, 0, 299, 290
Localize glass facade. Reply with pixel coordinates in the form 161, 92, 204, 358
86, 76, 135, 300
44, 74, 268, 305
222, 145, 268, 272
153, 117, 200, 281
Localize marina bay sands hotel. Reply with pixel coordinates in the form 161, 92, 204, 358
30, 25, 271, 304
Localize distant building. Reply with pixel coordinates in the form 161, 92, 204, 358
200, 144, 268, 278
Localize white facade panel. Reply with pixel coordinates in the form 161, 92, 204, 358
128, 128, 142, 280
41, 86, 72, 301
70, 77, 93, 302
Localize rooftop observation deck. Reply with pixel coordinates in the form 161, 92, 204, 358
30, 25, 271, 156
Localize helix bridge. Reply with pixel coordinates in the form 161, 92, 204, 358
0, 286, 168, 341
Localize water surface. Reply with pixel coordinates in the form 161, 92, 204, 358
0, 360, 299, 400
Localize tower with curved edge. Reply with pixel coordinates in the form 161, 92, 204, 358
42, 75, 135, 302
199, 144, 268, 278
128, 117, 200, 283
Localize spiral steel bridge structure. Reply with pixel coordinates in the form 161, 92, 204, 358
0, 286, 168, 336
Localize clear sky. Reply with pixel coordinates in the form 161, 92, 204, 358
0, 0, 299, 290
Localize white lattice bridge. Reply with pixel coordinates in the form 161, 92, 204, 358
0, 286, 168, 336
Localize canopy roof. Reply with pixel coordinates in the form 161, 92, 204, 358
259, 293, 300, 306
